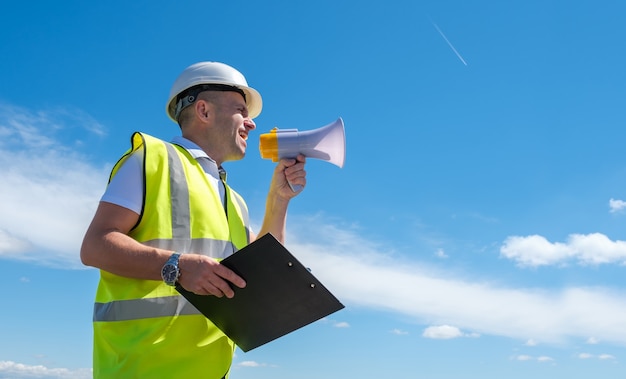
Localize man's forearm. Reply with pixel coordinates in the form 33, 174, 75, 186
257, 194, 290, 243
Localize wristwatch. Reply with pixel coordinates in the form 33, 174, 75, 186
161, 252, 181, 286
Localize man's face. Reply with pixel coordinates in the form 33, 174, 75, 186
205, 91, 256, 162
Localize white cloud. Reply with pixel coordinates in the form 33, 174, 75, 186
0, 103, 106, 144
500, 233, 626, 267
537, 356, 554, 362
525, 339, 538, 346
512, 355, 554, 363
500, 235, 573, 266
514, 355, 533, 361
0, 103, 109, 268
598, 354, 615, 360
238, 361, 262, 367
317, 317, 349, 329
435, 248, 448, 259
0, 361, 91, 379
236, 361, 277, 368
577, 353, 616, 361
422, 325, 478, 339
288, 219, 626, 347
586, 337, 599, 345
609, 198, 626, 213
390, 329, 409, 335
0, 229, 32, 254
423, 325, 463, 339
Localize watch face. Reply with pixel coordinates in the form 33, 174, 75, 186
162, 264, 179, 284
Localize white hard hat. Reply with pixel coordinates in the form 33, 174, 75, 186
166, 61, 263, 123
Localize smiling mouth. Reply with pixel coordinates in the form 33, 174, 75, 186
238, 130, 248, 141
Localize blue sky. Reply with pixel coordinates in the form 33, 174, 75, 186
1, 1, 626, 378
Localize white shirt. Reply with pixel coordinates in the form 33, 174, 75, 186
101, 136, 225, 214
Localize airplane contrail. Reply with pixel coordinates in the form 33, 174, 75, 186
432, 22, 468, 66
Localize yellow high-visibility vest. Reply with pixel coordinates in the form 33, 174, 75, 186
92, 132, 250, 379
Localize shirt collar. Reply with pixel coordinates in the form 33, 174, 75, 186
170, 136, 224, 180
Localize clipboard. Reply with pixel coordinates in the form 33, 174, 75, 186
176, 233, 345, 352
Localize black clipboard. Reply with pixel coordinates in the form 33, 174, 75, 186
176, 233, 344, 352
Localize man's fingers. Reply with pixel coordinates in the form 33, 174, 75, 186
178, 254, 246, 298
214, 264, 246, 289
201, 266, 245, 298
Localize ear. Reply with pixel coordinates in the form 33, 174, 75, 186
195, 100, 211, 121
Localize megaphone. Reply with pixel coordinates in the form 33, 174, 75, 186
259, 117, 346, 191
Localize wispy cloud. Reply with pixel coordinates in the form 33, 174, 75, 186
236, 360, 278, 368
511, 355, 554, 363
0, 103, 109, 268
513, 354, 533, 361
289, 217, 626, 347
537, 356, 554, 362
599, 354, 616, 360
0, 361, 91, 379
318, 317, 350, 329
390, 328, 409, 335
577, 353, 616, 360
0, 103, 106, 148
422, 325, 479, 340
434, 248, 448, 259
333, 321, 350, 328
238, 361, 263, 367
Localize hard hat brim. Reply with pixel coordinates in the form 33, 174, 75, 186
166, 82, 262, 123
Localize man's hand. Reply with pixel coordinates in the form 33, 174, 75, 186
272, 154, 307, 198
177, 254, 246, 298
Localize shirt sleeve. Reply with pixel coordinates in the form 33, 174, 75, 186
100, 149, 144, 215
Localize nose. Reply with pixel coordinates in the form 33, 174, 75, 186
244, 118, 256, 130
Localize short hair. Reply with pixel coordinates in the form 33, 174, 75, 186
177, 90, 230, 128
174, 84, 246, 123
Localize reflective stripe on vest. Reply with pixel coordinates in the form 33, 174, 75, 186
166, 142, 191, 242
94, 295, 201, 322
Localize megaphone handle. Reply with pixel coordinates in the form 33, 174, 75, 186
281, 155, 303, 192
288, 181, 303, 192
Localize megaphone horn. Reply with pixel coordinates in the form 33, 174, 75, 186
259, 117, 346, 191
259, 117, 346, 167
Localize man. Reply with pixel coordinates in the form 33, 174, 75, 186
81, 61, 306, 378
